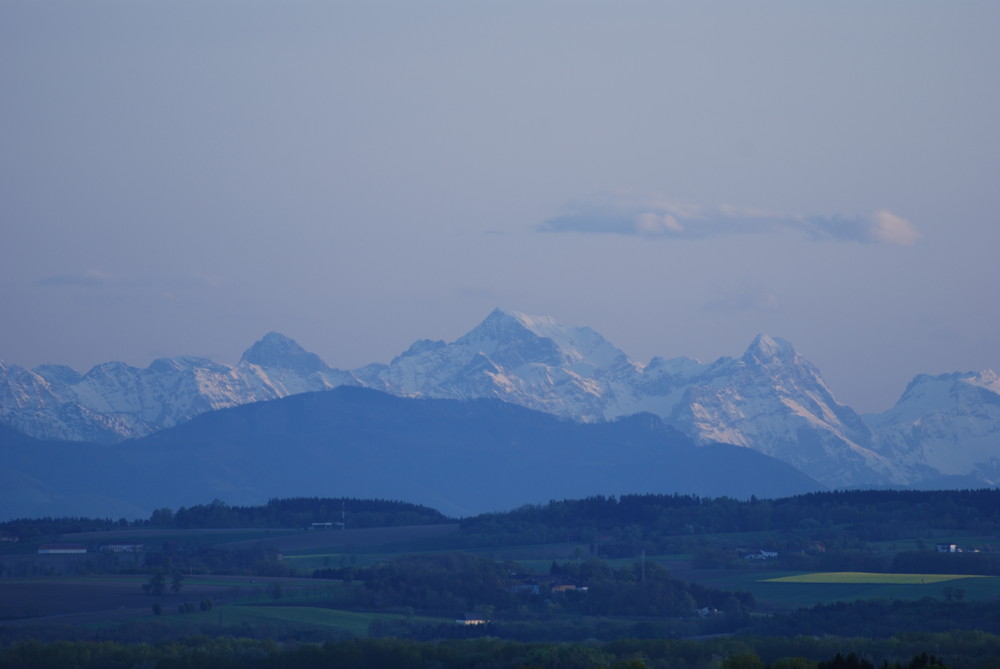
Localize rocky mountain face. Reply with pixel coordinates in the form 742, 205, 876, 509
1, 309, 996, 489
355, 310, 903, 486
354, 309, 638, 422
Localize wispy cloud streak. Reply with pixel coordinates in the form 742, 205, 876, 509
538, 198, 919, 246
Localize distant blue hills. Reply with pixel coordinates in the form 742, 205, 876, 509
0, 386, 822, 520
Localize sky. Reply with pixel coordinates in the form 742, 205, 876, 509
2, 1, 998, 414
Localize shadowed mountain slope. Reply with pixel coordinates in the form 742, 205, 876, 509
0, 387, 822, 520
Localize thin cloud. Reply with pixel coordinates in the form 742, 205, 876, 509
869, 210, 920, 246
538, 199, 919, 246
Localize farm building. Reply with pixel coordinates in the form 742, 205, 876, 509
457, 614, 490, 626
741, 549, 779, 560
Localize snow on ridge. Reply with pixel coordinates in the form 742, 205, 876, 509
964, 369, 1000, 392
866, 366, 1000, 479
491, 309, 629, 370
3, 308, 988, 489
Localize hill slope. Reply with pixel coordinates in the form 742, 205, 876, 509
0, 387, 822, 520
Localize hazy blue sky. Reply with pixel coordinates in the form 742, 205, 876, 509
2, 1, 998, 413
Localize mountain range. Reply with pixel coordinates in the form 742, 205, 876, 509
2, 308, 998, 500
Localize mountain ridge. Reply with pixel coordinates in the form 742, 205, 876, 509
0, 386, 824, 520
1, 309, 996, 489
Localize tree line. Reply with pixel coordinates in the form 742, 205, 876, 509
4, 488, 997, 540
0, 634, 994, 669
312, 551, 754, 629
448, 489, 1000, 558
0, 496, 451, 539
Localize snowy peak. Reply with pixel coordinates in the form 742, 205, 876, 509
455, 308, 630, 374
889, 370, 1000, 416
868, 368, 1000, 481
355, 309, 635, 422
240, 332, 327, 373
734, 335, 843, 412
962, 369, 1000, 394
742, 334, 798, 366
0, 332, 356, 443
148, 356, 226, 374
396, 339, 447, 360
451, 310, 559, 370
2, 309, 995, 492
661, 332, 892, 486
455, 308, 553, 359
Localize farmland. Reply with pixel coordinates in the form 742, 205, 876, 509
3, 489, 1000, 668
764, 572, 987, 585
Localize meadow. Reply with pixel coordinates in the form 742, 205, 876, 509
688, 570, 1000, 611
764, 572, 987, 584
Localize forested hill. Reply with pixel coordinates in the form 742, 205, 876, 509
167, 497, 452, 529
0, 386, 823, 520
0, 497, 451, 538
458, 488, 1000, 547
6, 488, 998, 543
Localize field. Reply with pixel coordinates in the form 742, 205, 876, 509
216, 523, 460, 553
139, 604, 449, 637
673, 568, 1000, 611
0, 523, 465, 632
764, 572, 987, 584
0, 573, 351, 624
4, 517, 1000, 639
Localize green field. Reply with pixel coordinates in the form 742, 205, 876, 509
281, 551, 411, 570
764, 572, 987, 584
172, 605, 448, 636
672, 568, 1000, 611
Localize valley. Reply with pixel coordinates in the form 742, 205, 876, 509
2, 490, 1000, 667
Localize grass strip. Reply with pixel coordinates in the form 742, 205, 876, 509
763, 572, 986, 584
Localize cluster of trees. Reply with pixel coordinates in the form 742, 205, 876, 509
151, 497, 452, 529
5, 489, 996, 547
143, 544, 293, 578
452, 489, 1000, 558
462, 489, 1000, 539
170, 599, 213, 615
694, 546, 1000, 577
747, 598, 1000, 639
0, 497, 451, 541
314, 552, 753, 623
0, 516, 128, 538
141, 567, 184, 596
547, 558, 753, 618
0, 635, 992, 669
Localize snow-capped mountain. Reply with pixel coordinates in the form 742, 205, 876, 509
1, 309, 995, 488
661, 335, 904, 486
867, 370, 1000, 484
0, 333, 358, 442
354, 308, 638, 421
352, 310, 897, 486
